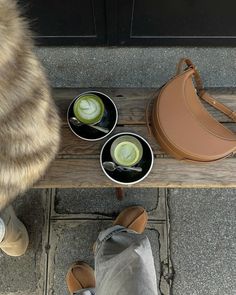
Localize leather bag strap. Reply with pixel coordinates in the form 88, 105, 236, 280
198, 91, 236, 122
176, 58, 236, 123
176, 58, 204, 91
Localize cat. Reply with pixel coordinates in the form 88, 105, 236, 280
0, 0, 60, 211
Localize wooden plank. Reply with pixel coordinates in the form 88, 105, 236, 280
59, 124, 162, 157
52, 88, 157, 100
35, 157, 236, 188
59, 122, 236, 158
56, 95, 152, 125
52, 87, 236, 100
53, 88, 236, 124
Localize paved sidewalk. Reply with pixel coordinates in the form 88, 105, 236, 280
0, 188, 171, 295
0, 190, 47, 294
169, 188, 236, 295
1, 188, 236, 295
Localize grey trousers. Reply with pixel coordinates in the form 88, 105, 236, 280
75, 225, 160, 295
0, 217, 6, 243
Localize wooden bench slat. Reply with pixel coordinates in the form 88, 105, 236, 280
36, 157, 236, 188
53, 88, 157, 99
57, 96, 150, 125
53, 88, 236, 99
54, 88, 236, 124
59, 125, 162, 157
59, 123, 236, 158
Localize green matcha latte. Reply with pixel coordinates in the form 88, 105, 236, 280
73, 94, 104, 124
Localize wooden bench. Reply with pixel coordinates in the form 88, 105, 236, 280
35, 88, 236, 188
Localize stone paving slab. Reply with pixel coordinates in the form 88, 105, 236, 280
36, 47, 236, 88
53, 188, 162, 220
168, 188, 236, 295
0, 189, 48, 295
47, 220, 163, 295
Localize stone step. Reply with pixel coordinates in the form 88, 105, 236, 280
35, 47, 236, 88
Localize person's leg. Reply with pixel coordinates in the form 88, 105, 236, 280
94, 206, 160, 295
0, 205, 29, 256
66, 206, 160, 295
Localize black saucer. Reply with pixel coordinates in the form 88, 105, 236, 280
67, 91, 118, 141
100, 132, 154, 185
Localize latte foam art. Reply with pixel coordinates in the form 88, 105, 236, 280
77, 97, 101, 121
114, 141, 139, 166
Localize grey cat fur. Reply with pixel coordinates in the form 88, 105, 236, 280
0, 0, 60, 211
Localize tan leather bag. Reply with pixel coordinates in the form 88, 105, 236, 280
151, 58, 236, 162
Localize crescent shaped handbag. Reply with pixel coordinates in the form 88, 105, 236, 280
151, 58, 236, 162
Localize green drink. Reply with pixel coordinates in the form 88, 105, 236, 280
111, 135, 143, 167
73, 94, 104, 124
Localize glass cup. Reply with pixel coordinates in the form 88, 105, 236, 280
100, 132, 154, 185
67, 91, 118, 141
